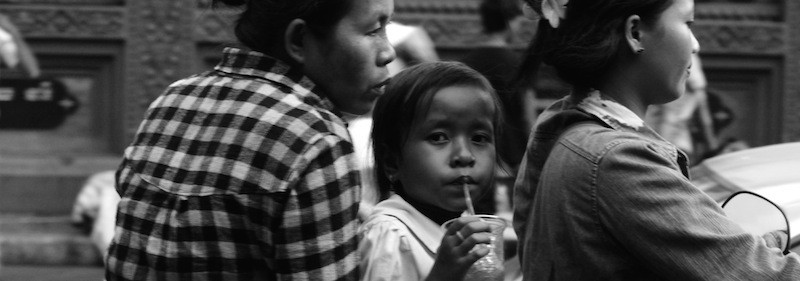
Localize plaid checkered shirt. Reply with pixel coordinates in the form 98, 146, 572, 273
106, 47, 361, 281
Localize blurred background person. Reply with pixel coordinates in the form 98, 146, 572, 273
0, 13, 40, 78
386, 22, 439, 76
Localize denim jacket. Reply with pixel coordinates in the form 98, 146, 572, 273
513, 92, 800, 280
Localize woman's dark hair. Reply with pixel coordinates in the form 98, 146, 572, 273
516, 0, 674, 93
480, 0, 523, 34
211, 0, 353, 55
371, 61, 503, 200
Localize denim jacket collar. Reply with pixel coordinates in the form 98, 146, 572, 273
573, 91, 690, 172
577, 91, 645, 131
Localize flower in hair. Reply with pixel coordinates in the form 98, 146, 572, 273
541, 0, 568, 28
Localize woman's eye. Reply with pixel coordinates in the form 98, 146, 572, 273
367, 25, 385, 36
426, 133, 448, 144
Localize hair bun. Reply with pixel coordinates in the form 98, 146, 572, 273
212, 0, 246, 7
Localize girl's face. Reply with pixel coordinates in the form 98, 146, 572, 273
639, 0, 699, 104
395, 86, 496, 213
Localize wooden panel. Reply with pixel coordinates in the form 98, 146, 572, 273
703, 56, 783, 147
783, 0, 800, 142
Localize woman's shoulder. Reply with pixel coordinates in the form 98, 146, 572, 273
558, 124, 675, 163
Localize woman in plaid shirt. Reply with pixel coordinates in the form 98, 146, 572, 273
105, 0, 396, 280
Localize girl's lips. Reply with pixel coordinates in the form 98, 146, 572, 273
451, 175, 477, 185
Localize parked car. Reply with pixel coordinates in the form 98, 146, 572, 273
691, 141, 800, 250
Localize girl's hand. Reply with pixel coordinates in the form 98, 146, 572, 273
427, 216, 492, 281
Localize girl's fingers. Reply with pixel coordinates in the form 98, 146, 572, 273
449, 219, 491, 241
444, 216, 484, 235
455, 232, 492, 255
467, 244, 491, 259
463, 220, 492, 237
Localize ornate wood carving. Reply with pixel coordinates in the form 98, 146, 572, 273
0, 6, 124, 39
392, 1, 784, 55
696, 3, 781, 21
694, 23, 784, 55
123, 0, 196, 141
0, 0, 121, 5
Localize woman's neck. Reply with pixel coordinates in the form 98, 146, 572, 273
400, 192, 461, 225
596, 80, 648, 118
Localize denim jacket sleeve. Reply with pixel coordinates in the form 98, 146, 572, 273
595, 139, 800, 280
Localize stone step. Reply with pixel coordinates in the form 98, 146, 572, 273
0, 155, 119, 215
1, 265, 105, 281
0, 215, 102, 266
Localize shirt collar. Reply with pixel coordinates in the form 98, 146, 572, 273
572, 91, 685, 161
373, 194, 445, 254
576, 90, 646, 131
214, 47, 340, 116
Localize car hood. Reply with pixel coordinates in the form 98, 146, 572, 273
691, 142, 800, 245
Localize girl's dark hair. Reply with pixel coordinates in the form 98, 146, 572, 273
516, 0, 673, 93
211, 0, 352, 55
371, 61, 503, 199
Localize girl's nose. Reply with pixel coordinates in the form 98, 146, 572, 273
451, 141, 476, 167
452, 154, 476, 167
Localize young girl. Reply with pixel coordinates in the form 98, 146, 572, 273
359, 61, 503, 281
514, 0, 800, 280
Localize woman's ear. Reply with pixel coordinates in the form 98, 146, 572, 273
625, 15, 645, 54
285, 18, 308, 64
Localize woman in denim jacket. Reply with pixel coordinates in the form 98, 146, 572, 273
513, 0, 800, 280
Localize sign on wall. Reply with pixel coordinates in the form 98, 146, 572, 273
0, 78, 78, 129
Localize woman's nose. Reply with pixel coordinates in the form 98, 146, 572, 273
378, 35, 396, 66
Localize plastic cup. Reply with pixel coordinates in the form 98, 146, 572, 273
442, 214, 506, 281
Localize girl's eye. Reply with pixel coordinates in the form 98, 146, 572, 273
426, 132, 448, 144
472, 134, 492, 145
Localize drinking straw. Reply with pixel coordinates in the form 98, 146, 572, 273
463, 183, 476, 216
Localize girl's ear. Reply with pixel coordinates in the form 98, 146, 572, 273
380, 150, 401, 183
285, 18, 308, 64
624, 15, 645, 55
383, 156, 400, 182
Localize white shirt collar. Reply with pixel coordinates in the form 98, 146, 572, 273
577, 90, 645, 130
371, 194, 445, 254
